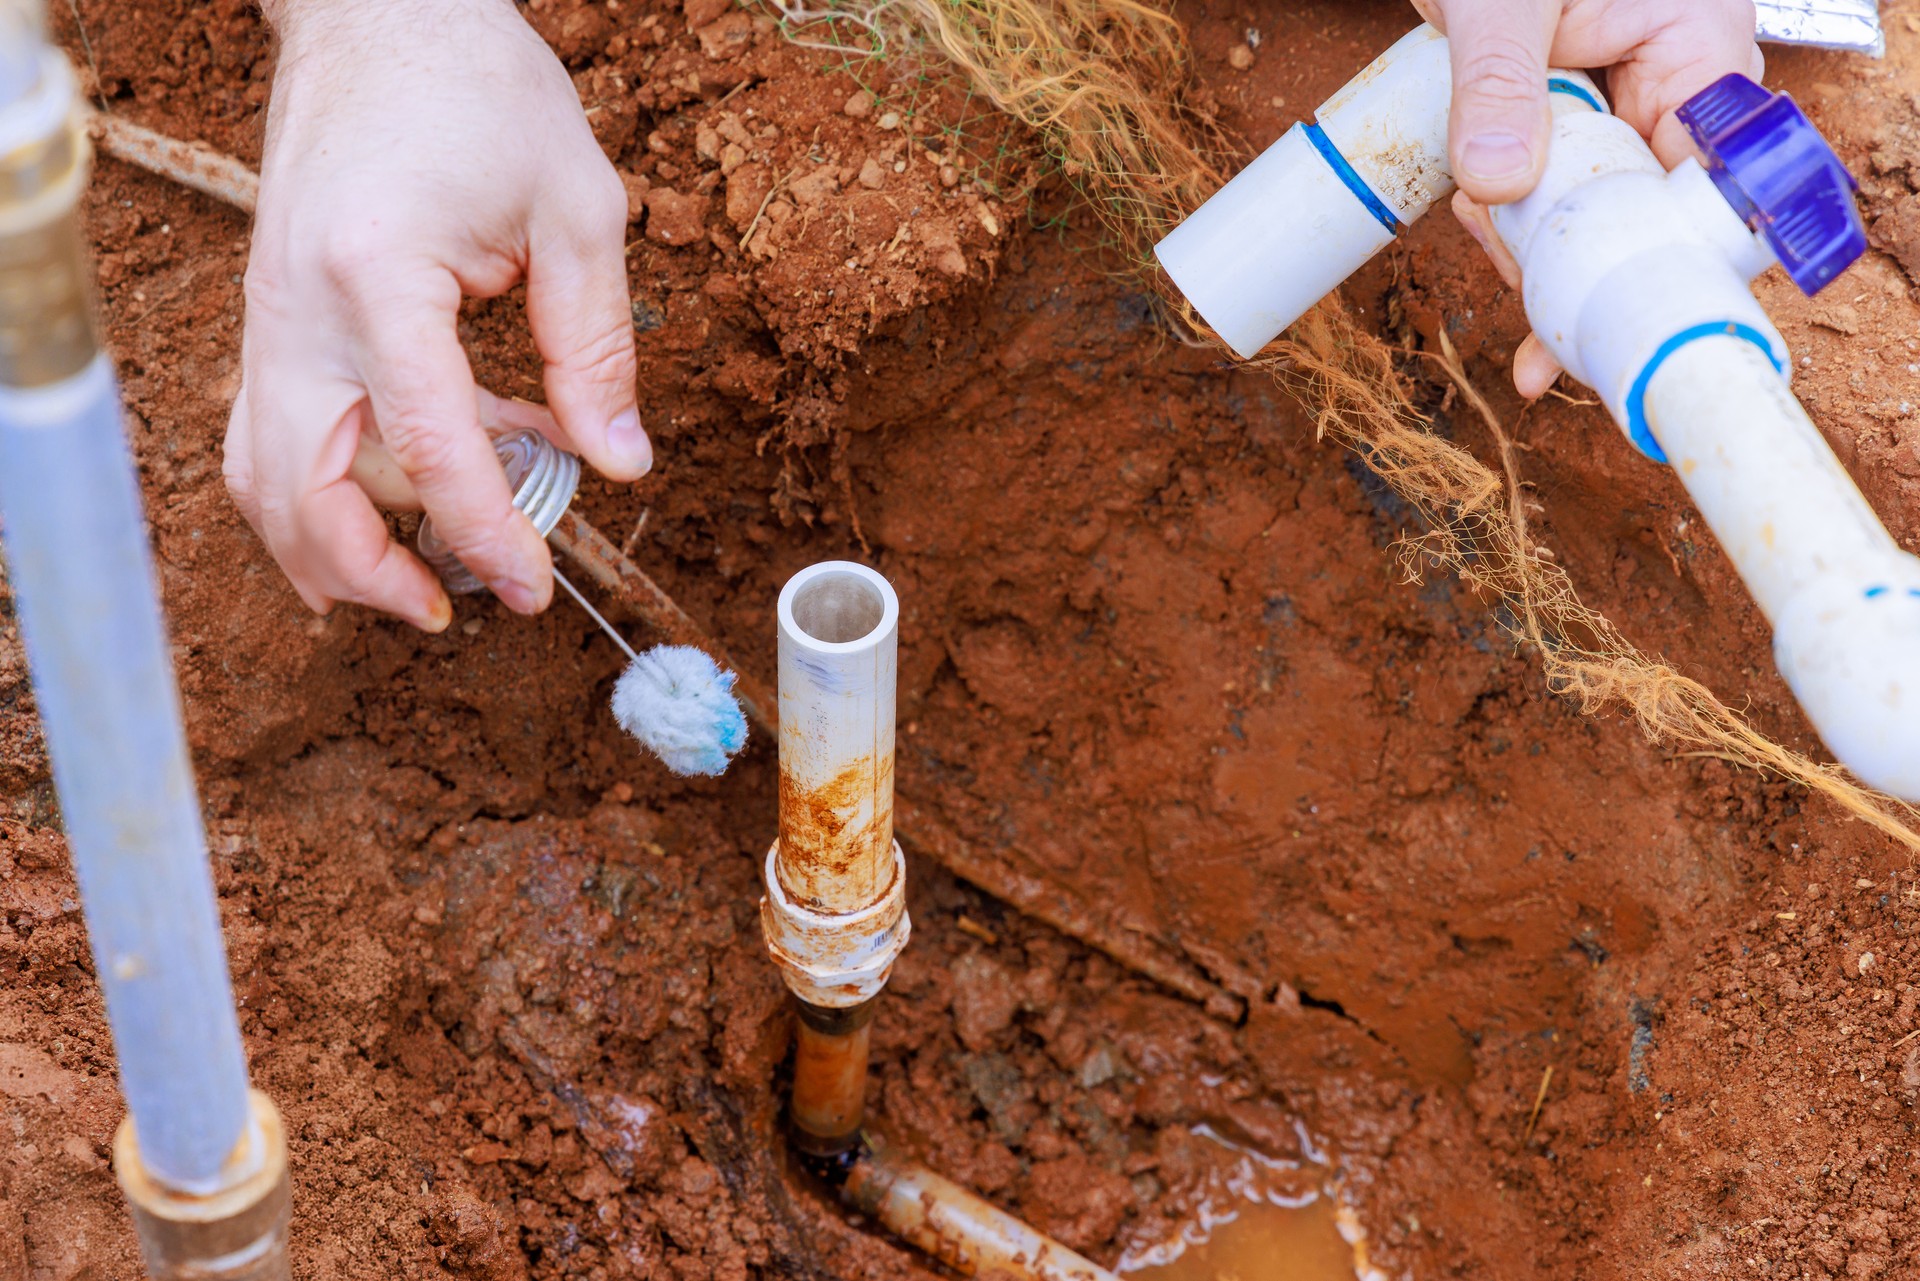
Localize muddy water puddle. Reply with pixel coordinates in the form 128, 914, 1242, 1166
1120, 1126, 1384, 1281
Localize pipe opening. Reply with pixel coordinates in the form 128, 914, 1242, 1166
790, 571, 886, 645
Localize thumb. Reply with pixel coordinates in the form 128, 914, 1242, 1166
526, 178, 652, 484
1441, 0, 1560, 205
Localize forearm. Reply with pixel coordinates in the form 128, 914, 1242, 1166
260, 0, 518, 57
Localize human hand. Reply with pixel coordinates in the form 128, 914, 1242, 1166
226, 0, 647, 632
1412, 0, 1763, 396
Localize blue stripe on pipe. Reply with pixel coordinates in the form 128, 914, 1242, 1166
1548, 77, 1606, 113
1624, 322, 1786, 464
1302, 121, 1401, 235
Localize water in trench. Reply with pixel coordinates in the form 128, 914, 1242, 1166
1119, 1127, 1385, 1281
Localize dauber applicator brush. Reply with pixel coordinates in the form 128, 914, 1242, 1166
553, 568, 748, 776
412, 429, 749, 778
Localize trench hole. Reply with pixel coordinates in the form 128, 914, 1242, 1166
791, 571, 885, 644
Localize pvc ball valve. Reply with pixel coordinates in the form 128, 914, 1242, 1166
1157, 27, 1920, 801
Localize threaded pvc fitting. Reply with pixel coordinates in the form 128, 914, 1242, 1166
416, 429, 581, 594
761, 839, 910, 1008
114, 1089, 291, 1281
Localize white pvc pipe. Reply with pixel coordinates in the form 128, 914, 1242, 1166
847, 1150, 1120, 1281
761, 561, 910, 1008
0, 359, 253, 1191
1486, 108, 1920, 798
776, 561, 898, 911
1644, 338, 1920, 797
1155, 24, 1601, 359
1488, 117, 1788, 432
0, 3, 46, 116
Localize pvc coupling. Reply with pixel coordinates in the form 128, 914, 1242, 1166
1153, 25, 1603, 358
760, 562, 910, 1009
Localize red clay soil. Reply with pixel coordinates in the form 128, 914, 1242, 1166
2, 0, 1920, 1278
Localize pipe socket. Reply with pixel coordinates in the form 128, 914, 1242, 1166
115, 1089, 291, 1281
760, 561, 909, 1008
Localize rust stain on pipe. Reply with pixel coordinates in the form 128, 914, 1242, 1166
89, 113, 261, 215
550, 513, 1239, 1019
777, 756, 896, 910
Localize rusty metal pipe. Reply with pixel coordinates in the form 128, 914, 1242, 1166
788, 998, 874, 1157
842, 1140, 1120, 1281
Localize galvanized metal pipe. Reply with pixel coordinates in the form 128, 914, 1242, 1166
844, 1142, 1120, 1281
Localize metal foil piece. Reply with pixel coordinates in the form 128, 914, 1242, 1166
1755, 0, 1884, 56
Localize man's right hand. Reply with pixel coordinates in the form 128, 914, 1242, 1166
227, 0, 649, 632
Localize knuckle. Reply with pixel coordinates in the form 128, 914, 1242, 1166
220, 451, 255, 505
1458, 40, 1544, 109
314, 221, 400, 296
381, 417, 465, 488
335, 568, 387, 606
586, 168, 630, 234
557, 321, 636, 386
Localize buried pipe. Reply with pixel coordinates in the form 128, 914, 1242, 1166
761, 562, 1118, 1281
0, 11, 289, 1277
1157, 26, 1920, 799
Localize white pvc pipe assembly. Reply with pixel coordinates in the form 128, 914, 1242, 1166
1484, 94, 1920, 800
1156, 25, 1920, 801
760, 561, 910, 1009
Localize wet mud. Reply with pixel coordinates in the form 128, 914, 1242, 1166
1, 0, 1919, 1278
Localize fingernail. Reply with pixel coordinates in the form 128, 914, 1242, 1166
607, 409, 652, 475
420, 593, 454, 634
1462, 132, 1533, 183
494, 576, 540, 615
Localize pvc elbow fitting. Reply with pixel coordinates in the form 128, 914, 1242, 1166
1154, 24, 1601, 358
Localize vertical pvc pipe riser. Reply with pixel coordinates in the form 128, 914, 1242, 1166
0, 357, 251, 1191
762, 562, 909, 1010
775, 563, 899, 914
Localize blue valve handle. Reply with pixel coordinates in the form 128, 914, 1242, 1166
1677, 74, 1867, 296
